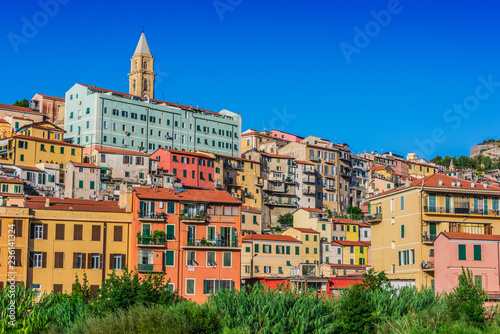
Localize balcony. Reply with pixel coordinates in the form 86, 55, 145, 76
364, 213, 382, 223
264, 198, 297, 207
224, 177, 235, 184
422, 234, 437, 244
302, 177, 316, 184
138, 212, 165, 221
183, 238, 238, 249
324, 185, 335, 192
424, 206, 500, 216
224, 162, 243, 170
324, 159, 335, 165
339, 169, 352, 177
324, 173, 335, 179
244, 191, 252, 197
137, 264, 154, 272
255, 179, 263, 187
137, 236, 166, 247
422, 258, 434, 272
179, 214, 207, 223
303, 168, 315, 174
214, 182, 224, 190
264, 183, 285, 193
302, 188, 315, 195
309, 156, 321, 162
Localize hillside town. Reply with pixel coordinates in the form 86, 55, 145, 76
2, 32, 500, 304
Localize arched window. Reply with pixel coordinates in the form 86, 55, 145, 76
143, 61, 147, 69
144, 79, 148, 91
133, 79, 136, 90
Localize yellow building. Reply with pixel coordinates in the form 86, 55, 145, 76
292, 208, 331, 241
408, 161, 439, 178
20, 196, 131, 296
0, 180, 31, 289
282, 227, 320, 264
0, 121, 83, 170
241, 234, 302, 279
0, 119, 12, 139
241, 206, 262, 236
332, 240, 369, 265
368, 173, 500, 288
213, 154, 262, 209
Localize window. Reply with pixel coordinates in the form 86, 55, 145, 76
165, 250, 175, 266
166, 225, 175, 240
390, 198, 394, 212
187, 251, 196, 266
295, 246, 300, 255
113, 254, 122, 270
400, 196, 405, 210
91, 254, 100, 269
474, 245, 482, 261
458, 244, 466, 260
264, 266, 271, 273
305, 235, 309, 241
90, 181, 95, 190
203, 279, 217, 294
350, 246, 354, 254
186, 279, 195, 295
207, 251, 216, 266
33, 223, 44, 239
32, 252, 43, 268
73, 225, 83, 240
400, 224, 405, 239
32, 284, 42, 297
73, 253, 83, 269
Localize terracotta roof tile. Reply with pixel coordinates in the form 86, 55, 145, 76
242, 234, 301, 242
0, 103, 42, 115
293, 207, 325, 214
93, 146, 149, 156
13, 135, 83, 147
241, 205, 262, 213
439, 232, 500, 241
332, 240, 370, 247
0, 178, 23, 184
292, 227, 320, 234
135, 187, 242, 204
25, 196, 127, 212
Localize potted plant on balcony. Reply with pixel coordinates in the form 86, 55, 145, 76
200, 237, 207, 246
152, 230, 165, 242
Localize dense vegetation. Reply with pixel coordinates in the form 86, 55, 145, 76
431, 154, 499, 171
12, 98, 29, 107
1, 268, 499, 333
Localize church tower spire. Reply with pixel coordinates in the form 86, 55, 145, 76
128, 32, 156, 98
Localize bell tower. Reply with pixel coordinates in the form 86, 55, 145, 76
128, 32, 156, 99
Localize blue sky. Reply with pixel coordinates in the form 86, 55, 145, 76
1, 0, 500, 159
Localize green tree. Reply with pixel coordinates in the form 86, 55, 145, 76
360, 268, 388, 292
277, 212, 293, 227
13, 99, 29, 107
482, 156, 492, 170
71, 272, 93, 303
347, 206, 363, 220
447, 267, 487, 328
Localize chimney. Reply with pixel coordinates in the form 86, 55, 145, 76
45, 196, 50, 207
439, 178, 443, 186
471, 182, 475, 188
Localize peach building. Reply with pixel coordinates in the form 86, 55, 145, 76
131, 187, 241, 303
434, 232, 500, 299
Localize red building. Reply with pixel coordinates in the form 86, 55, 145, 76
30, 94, 65, 123
130, 187, 242, 303
150, 148, 215, 189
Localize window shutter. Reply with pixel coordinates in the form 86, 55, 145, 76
122, 254, 126, 267
398, 251, 401, 266
110, 254, 114, 269
276, 245, 280, 253
99, 254, 103, 269
474, 245, 482, 261
30, 223, 35, 239
54, 252, 63, 268
92, 225, 101, 241
203, 280, 207, 294
81, 253, 86, 269
87, 254, 92, 269
53, 284, 63, 294
15, 220, 23, 237
215, 280, 219, 292
74, 225, 83, 240
401, 225, 404, 239
73, 253, 78, 268
254, 244, 259, 253
42, 252, 47, 268
29, 251, 34, 268
56, 224, 65, 240
412, 249, 415, 265
286, 246, 290, 254
166, 250, 174, 266
114, 226, 123, 242
230, 280, 234, 290
458, 244, 466, 260
43, 224, 48, 239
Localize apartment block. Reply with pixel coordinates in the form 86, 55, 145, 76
241, 206, 262, 236
282, 227, 320, 264
64, 162, 101, 199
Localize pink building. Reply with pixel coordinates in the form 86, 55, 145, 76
150, 148, 215, 189
30, 94, 65, 123
269, 130, 303, 143
394, 158, 409, 175
435, 232, 500, 299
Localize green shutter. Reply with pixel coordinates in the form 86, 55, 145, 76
165, 250, 174, 266
458, 244, 466, 260
398, 251, 401, 266
276, 245, 280, 253
401, 225, 405, 238
242, 214, 245, 224
474, 245, 482, 261
254, 244, 259, 253
326, 257, 329, 263
295, 246, 300, 255
245, 247, 250, 252
286, 246, 290, 254
215, 280, 219, 292
203, 280, 207, 294
166, 225, 175, 240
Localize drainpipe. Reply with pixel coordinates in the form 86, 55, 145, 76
102, 222, 107, 283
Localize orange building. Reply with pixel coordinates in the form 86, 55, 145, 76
131, 187, 242, 303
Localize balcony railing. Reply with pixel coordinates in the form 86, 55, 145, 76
255, 180, 263, 187
137, 236, 165, 246
324, 159, 335, 165
138, 212, 165, 220
244, 192, 252, 197
302, 177, 316, 183
422, 234, 437, 243
324, 173, 335, 178
224, 162, 243, 170
302, 188, 315, 195
137, 264, 154, 271
186, 238, 237, 248
214, 182, 224, 189
424, 206, 500, 216
364, 213, 382, 222
303, 168, 315, 174
179, 214, 207, 222
324, 185, 335, 191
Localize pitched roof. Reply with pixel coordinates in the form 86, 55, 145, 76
0, 119, 9, 124
241, 205, 262, 213
93, 146, 149, 156
215, 153, 260, 164
69, 162, 99, 168
25, 196, 127, 212
12, 135, 82, 147
293, 207, 324, 214
331, 218, 360, 225
36, 94, 64, 101
242, 234, 301, 242
0, 177, 23, 184
152, 148, 214, 159
332, 240, 371, 247
292, 227, 320, 234
134, 32, 152, 56
295, 160, 313, 165
439, 232, 500, 241
135, 187, 242, 204
15, 165, 43, 172
0, 103, 41, 115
